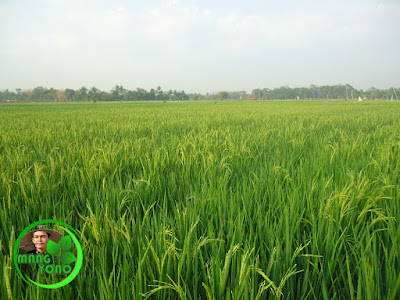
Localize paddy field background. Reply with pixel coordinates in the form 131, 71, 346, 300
1, 100, 399, 299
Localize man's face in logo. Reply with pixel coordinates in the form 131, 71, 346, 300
32, 231, 49, 253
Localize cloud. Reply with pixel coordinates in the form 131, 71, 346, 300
215, 11, 330, 54
143, 6, 202, 39
167, 0, 179, 7
214, 1, 400, 53
30, 34, 76, 50
67, 7, 129, 42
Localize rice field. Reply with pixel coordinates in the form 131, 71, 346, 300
1, 100, 399, 299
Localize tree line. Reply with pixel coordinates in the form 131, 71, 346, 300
250, 85, 399, 100
0, 86, 189, 102
0, 84, 398, 102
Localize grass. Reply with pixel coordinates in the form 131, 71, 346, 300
1, 100, 399, 299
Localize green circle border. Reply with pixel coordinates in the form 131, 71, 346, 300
13, 219, 83, 289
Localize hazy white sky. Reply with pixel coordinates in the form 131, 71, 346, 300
0, 0, 399, 93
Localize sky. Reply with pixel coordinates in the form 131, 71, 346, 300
0, 0, 399, 93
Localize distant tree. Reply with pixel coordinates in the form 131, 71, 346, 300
149, 88, 156, 100
262, 88, 270, 100
252, 89, 262, 99
24, 90, 33, 101
64, 89, 75, 101
32, 87, 46, 101
156, 86, 163, 100
0, 89, 14, 102
56, 90, 66, 102
135, 88, 147, 100
228, 91, 248, 99
111, 85, 127, 100
88, 87, 101, 101
15, 88, 22, 100
76, 86, 88, 101
218, 91, 229, 100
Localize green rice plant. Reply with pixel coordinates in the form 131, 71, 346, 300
0, 100, 399, 299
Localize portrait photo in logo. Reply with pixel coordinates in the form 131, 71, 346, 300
19, 225, 63, 255
14, 219, 83, 289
